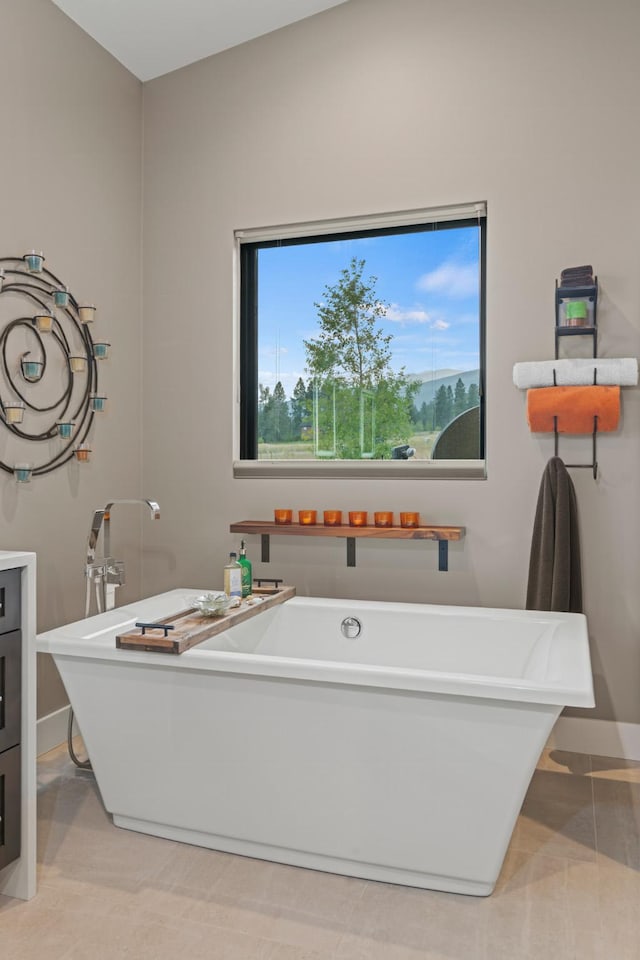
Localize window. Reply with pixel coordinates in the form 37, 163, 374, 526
235, 203, 486, 479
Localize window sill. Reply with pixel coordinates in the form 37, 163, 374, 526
233, 459, 486, 480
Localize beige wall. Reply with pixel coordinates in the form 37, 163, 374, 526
4, 0, 639, 727
0, 0, 143, 716
142, 0, 640, 724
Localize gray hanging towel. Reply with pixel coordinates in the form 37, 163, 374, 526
526, 456, 583, 613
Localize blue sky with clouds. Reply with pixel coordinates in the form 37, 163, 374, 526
257, 224, 480, 398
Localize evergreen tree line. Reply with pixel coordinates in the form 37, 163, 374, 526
258, 378, 312, 444
410, 378, 480, 433
259, 375, 480, 444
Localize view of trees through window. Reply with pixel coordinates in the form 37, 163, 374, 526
244, 217, 484, 461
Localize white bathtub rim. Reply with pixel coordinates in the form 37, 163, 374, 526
45, 641, 593, 708
36, 588, 589, 639
36, 589, 594, 709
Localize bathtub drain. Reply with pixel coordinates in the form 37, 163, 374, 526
341, 617, 362, 639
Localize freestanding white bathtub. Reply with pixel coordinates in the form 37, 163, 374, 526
37, 589, 594, 896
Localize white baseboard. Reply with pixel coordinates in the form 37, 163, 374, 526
37, 705, 70, 757
548, 717, 640, 762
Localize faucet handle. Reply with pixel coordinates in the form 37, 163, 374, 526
85, 560, 106, 581
105, 559, 125, 586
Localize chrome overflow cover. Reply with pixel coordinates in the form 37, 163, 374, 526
341, 616, 362, 639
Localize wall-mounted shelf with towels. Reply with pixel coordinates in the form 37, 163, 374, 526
514, 270, 636, 481
554, 274, 599, 476
229, 521, 465, 572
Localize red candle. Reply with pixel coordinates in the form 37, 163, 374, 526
323, 510, 342, 526
274, 509, 292, 524
298, 510, 317, 525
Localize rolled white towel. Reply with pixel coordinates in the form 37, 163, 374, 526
513, 358, 638, 389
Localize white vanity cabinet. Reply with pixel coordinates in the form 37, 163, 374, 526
0, 552, 36, 900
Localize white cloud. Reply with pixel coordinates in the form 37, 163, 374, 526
384, 303, 431, 324
417, 260, 478, 299
386, 305, 452, 332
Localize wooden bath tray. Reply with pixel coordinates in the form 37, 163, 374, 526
115, 585, 295, 654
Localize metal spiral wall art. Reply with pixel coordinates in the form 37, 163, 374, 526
0, 252, 110, 481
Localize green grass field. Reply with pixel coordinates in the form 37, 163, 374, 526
257, 432, 439, 460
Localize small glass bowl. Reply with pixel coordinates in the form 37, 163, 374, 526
190, 592, 241, 617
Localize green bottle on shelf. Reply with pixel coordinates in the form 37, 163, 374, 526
238, 539, 252, 598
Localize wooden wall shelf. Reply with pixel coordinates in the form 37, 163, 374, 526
230, 521, 465, 571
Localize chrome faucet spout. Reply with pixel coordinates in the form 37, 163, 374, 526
103, 499, 160, 559
104, 499, 160, 520
84, 498, 161, 616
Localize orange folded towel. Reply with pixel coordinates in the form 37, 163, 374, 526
527, 385, 620, 433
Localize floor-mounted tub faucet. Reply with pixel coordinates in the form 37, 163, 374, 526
85, 499, 160, 616
73, 499, 161, 769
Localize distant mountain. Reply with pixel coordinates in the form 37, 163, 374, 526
410, 369, 480, 407
406, 368, 462, 385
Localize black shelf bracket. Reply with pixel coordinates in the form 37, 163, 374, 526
346, 537, 356, 567
255, 531, 451, 571
261, 534, 270, 562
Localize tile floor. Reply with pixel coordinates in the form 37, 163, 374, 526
1, 745, 639, 959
